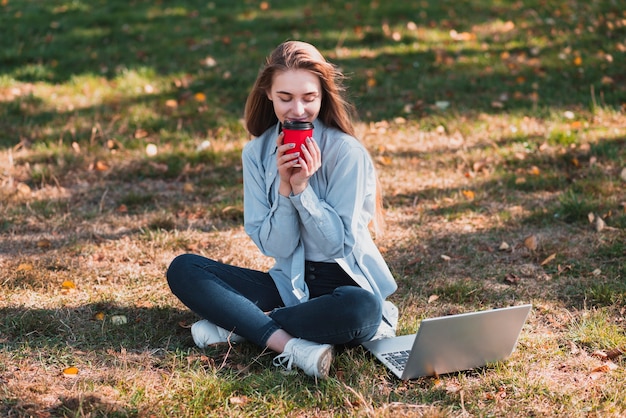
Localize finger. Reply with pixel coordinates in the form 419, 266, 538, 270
276, 132, 284, 148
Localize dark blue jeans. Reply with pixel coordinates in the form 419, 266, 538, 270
166, 254, 382, 347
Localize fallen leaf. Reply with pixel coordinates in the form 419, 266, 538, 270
134, 129, 149, 139
17, 182, 32, 195
540, 253, 556, 266
605, 348, 624, 360
593, 348, 624, 361
63, 366, 79, 377
445, 381, 462, 393
498, 241, 510, 251
523, 235, 538, 251
428, 294, 439, 303
449, 29, 476, 41
620, 168, 626, 182
504, 273, 520, 285
462, 190, 475, 200
229, 396, 249, 405
62, 280, 76, 289
16, 263, 34, 272
594, 216, 606, 232
111, 315, 128, 325
440, 254, 451, 261
94, 161, 109, 171
589, 361, 618, 380
36, 238, 52, 249
165, 99, 178, 108
592, 350, 608, 360
183, 182, 195, 193
194, 92, 206, 102
94, 312, 105, 321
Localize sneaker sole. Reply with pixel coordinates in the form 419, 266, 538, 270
317, 346, 333, 378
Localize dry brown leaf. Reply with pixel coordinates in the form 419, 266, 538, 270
62, 366, 79, 377
504, 273, 520, 285
593, 348, 624, 361
183, 182, 195, 193
540, 253, 556, 266
37, 238, 52, 249
94, 160, 109, 171
61, 280, 76, 289
605, 348, 624, 360
17, 182, 32, 195
428, 294, 439, 303
16, 263, 34, 272
462, 190, 475, 200
450, 29, 476, 41
589, 361, 618, 380
594, 216, 606, 232
523, 235, 538, 251
592, 350, 608, 360
440, 254, 451, 261
94, 312, 105, 321
498, 241, 510, 251
134, 129, 149, 139
229, 396, 249, 405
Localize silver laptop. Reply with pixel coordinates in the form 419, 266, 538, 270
362, 304, 532, 380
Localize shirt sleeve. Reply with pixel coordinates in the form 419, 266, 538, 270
242, 142, 302, 259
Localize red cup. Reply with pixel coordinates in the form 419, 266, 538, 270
282, 121, 313, 166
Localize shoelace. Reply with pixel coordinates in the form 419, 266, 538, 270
272, 351, 295, 371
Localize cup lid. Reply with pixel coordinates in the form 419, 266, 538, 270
282, 120, 313, 130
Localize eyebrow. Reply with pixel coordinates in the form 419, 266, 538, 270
276, 91, 319, 96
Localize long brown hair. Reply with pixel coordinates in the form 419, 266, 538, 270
244, 41, 355, 137
244, 41, 385, 235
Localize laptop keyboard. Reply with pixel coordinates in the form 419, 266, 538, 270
382, 350, 411, 371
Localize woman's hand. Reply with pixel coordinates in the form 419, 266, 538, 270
289, 136, 321, 194
275, 132, 321, 196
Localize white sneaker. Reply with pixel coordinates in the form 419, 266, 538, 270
190, 320, 245, 348
272, 338, 333, 378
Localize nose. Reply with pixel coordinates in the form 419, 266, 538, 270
292, 100, 306, 116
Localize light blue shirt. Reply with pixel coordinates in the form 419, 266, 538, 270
242, 119, 398, 334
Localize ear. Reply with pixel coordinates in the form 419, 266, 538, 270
266, 90, 273, 101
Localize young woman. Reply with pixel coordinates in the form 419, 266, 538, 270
167, 41, 398, 379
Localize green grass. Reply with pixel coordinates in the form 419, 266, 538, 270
1, 1, 625, 417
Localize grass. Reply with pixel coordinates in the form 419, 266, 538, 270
1, 0, 626, 416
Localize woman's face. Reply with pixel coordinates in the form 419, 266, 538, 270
267, 69, 322, 124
